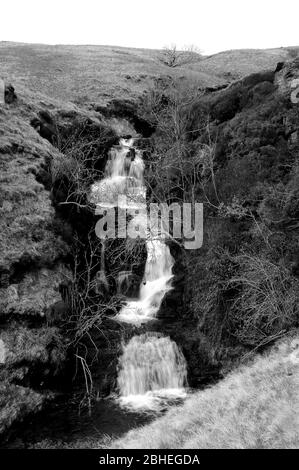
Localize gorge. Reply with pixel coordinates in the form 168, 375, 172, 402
0, 43, 299, 449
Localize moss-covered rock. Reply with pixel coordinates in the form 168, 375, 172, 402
0, 90, 76, 438
0, 382, 45, 436
0, 264, 70, 317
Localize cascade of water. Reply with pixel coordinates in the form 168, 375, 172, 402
91, 137, 174, 323
90, 137, 145, 209
116, 238, 174, 323
90, 136, 187, 410
117, 333, 187, 410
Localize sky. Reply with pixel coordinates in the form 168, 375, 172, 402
1, 0, 298, 54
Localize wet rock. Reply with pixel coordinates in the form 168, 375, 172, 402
116, 271, 141, 297
127, 147, 136, 160
158, 241, 186, 320
93, 99, 156, 137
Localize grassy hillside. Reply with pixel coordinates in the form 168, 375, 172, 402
0, 42, 297, 105
195, 48, 297, 79
112, 334, 299, 449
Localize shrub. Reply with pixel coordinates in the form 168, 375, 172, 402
227, 255, 299, 347
51, 118, 117, 209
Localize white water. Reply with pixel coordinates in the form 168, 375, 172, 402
116, 238, 174, 324
91, 136, 175, 324
90, 138, 146, 209
117, 333, 187, 411
91, 136, 187, 409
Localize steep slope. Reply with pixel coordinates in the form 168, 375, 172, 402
0, 88, 71, 435
0, 84, 118, 437
182, 59, 299, 368
130, 57, 299, 384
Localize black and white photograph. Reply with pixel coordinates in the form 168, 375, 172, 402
0, 0, 299, 459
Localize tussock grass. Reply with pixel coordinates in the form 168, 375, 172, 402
112, 335, 299, 449
227, 255, 299, 347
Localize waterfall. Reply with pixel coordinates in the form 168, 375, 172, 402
91, 136, 188, 410
116, 239, 174, 323
91, 136, 175, 324
117, 333, 187, 410
90, 137, 145, 209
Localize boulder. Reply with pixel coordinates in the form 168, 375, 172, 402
274, 57, 299, 97
116, 271, 141, 297
30, 110, 57, 144
4, 84, 17, 104
0, 82, 17, 105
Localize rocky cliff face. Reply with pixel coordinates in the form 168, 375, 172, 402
0, 90, 73, 436
0, 86, 116, 437
183, 58, 299, 368
130, 57, 299, 382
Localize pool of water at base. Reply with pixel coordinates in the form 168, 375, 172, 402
2, 393, 185, 449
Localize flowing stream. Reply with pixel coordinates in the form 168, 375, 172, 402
91, 137, 188, 411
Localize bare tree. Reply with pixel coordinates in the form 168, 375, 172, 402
158, 44, 201, 68
141, 78, 208, 206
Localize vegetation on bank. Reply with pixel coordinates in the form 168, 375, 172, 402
136, 62, 299, 372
